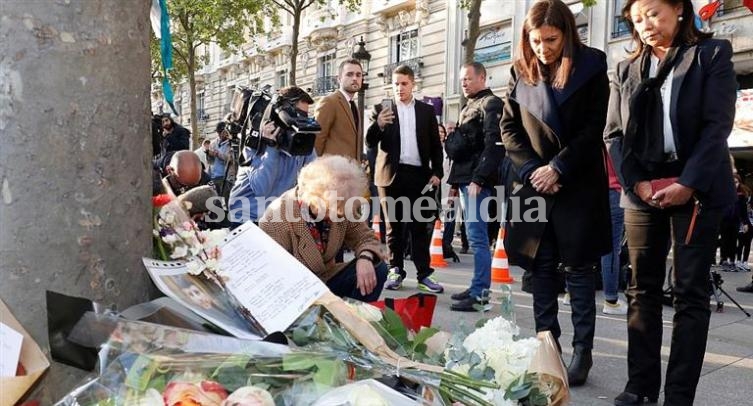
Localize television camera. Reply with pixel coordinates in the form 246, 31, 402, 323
224, 85, 320, 161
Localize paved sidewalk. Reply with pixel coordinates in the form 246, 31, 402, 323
381, 252, 753, 405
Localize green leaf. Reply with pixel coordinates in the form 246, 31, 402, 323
412, 327, 439, 347
381, 307, 409, 346
311, 358, 346, 388
124, 356, 160, 391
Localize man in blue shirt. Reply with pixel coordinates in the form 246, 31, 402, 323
208, 122, 233, 199
228, 87, 317, 226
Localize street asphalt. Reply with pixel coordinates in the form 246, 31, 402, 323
378, 249, 753, 405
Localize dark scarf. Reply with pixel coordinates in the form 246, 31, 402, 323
623, 46, 683, 169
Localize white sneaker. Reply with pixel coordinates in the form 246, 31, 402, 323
562, 293, 571, 306
603, 298, 628, 315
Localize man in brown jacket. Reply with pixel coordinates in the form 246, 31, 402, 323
313, 59, 364, 159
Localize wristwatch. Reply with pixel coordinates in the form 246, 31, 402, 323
357, 252, 377, 265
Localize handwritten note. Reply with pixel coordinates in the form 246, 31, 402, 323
0, 322, 23, 377
220, 222, 328, 334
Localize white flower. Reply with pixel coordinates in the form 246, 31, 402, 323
221, 385, 274, 406
204, 258, 219, 272
170, 245, 189, 259
186, 260, 205, 275
162, 233, 180, 245
348, 385, 388, 406
354, 302, 383, 322
202, 229, 228, 248
132, 388, 163, 406
462, 317, 519, 354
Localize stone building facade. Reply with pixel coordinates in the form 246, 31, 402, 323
152, 0, 753, 159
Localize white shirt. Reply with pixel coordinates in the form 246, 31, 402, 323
395, 97, 421, 166
649, 55, 678, 157
339, 89, 355, 103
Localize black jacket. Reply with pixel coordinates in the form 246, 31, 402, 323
604, 39, 736, 210
501, 46, 612, 269
445, 89, 504, 187
366, 100, 443, 187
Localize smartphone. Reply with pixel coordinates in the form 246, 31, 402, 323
381, 98, 393, 112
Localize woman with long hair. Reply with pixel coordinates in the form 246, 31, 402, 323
500, 0, 611, 387
604, 0, 737, 404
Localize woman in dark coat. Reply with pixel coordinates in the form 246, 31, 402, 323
604, 0, 736, 404
500, 0, 611, 387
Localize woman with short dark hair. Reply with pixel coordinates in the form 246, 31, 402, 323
604, 0, 737, 404
500, 0, 611, 387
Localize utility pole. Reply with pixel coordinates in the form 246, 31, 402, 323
0, 0, 153, 402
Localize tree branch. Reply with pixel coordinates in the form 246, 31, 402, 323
271, 0, 294, 15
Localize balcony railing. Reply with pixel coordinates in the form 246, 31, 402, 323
382, 58, 422, 84
313, 75, 338, 97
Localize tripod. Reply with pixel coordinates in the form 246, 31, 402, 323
709, 269, 751, 317
663, 266, 751, 317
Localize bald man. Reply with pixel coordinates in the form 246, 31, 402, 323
163, 150, 214, 196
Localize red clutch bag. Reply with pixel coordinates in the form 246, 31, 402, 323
649, 177, 679, 195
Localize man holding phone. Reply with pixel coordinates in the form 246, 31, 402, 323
366, 64, 445, 293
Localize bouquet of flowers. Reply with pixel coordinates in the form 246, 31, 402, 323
153, 201, 228, 283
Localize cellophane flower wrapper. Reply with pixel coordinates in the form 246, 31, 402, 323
55, 317, 374, 406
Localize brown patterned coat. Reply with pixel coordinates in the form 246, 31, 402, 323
258, 189, 385, 282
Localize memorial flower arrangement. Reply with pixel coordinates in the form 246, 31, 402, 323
153, 201, 228, 285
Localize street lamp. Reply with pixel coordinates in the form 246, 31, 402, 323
351, 36, 371, 161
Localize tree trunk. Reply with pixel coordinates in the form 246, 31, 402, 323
188, 48, 200, 147
0, 0, 153, 402
289, 9, 302, 86
463, 0, 483, 64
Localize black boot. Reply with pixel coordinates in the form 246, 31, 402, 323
567, 346, 592, 387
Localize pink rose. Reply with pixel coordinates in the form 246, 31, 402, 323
164, 380, 228, 406
221, 386, 274, 406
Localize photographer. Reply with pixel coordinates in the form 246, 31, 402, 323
208, 122, 235, 200
228, 86, 317, 227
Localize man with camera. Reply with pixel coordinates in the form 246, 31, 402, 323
228, 86, 318, 227
207, 122, 235, 200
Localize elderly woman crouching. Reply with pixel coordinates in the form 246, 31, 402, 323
259, 155, 388, 302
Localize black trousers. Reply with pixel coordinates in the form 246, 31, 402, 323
378, 165, 434, 280
623, 204, 722, 405
531, 225, 596, 351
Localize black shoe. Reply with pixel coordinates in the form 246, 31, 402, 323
451, 289, 471, 301
737, 282, 753, 293
450, 296, 490, 312
614, 391, 658, 405
567, 346, 592, 387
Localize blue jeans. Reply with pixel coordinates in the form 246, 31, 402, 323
459, 184, 492, 297
600, 189, 625, 301
326, 261, 388, 302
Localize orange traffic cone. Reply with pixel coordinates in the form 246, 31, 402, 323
372, 214, 383, 242
429, 220, 448, 268
491, 226, 514, 283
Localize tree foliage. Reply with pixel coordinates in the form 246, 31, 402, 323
152, 0, 272, 145
270, 0, 361, 86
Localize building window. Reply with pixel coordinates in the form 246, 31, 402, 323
612, 0, 631, 38
314, 53, 338, 96
197, 92, 207, 122
566, 2, 590, 44
719, 0, 744, 15
277, 70, 288, 89
224, 85, 235, 115
474, 24, 513, 64
390, 29, 419, 64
